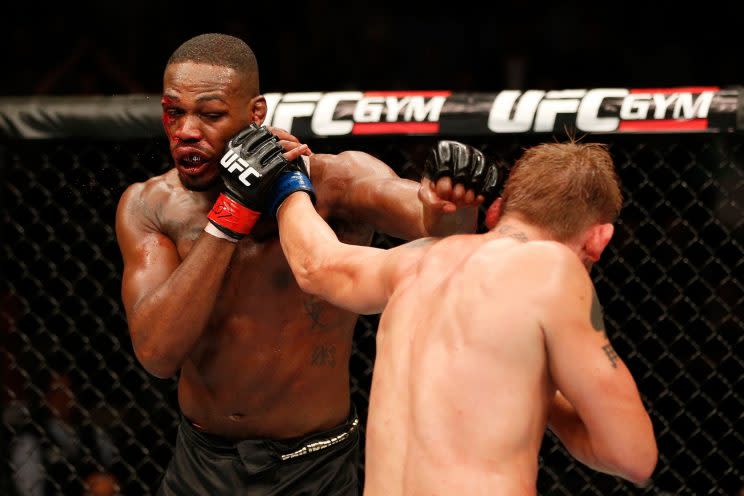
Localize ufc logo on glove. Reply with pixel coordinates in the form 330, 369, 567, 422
221, 149, 262, 187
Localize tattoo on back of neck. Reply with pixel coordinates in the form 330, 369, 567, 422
496, 225, 528, 242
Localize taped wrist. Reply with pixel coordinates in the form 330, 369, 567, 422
271, 171, 317, 218
207, 193, 261, 239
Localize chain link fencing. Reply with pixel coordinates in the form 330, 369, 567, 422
1, 134, 742, 495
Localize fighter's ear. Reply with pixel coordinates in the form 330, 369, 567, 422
583, 223, 614, 262
485, 198, 503, 230
249, 95, 267, 125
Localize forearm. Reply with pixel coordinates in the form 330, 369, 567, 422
548, 391, 602, 470
278, 192, 346, 297
357, 178, 477, 239
548, 391, 657, 484
129, 234, 236, 378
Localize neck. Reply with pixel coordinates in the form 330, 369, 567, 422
486, 215, 554, 243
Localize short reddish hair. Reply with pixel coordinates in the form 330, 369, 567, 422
500, 141, 622, 241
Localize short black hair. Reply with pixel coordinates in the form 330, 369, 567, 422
167, 33, 258, 80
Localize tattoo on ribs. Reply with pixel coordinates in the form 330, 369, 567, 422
311, 345, 336, 367
590, 286, 606, 332
496, 225, 528, 242
304, 297, 327, 330
602, 343, 619, 368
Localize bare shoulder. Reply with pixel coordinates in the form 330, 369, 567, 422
310, 150, 396, 187
310, 151, 395, 201
524, 241, 593, 302
479, 239, 586, 289
310, 150, 392, 180
116, 169, 180, 229
525, 240, 580, 266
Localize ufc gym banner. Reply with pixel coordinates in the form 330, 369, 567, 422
263, 87, 739, 137
0, 87, 740, 139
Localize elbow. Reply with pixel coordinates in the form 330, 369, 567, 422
625, 442, 658, 486
292, 254, 325, 297
132, 331, 180, 379
602, 439, 658, 486
622, 416, 659, 485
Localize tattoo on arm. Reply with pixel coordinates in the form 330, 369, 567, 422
590, 285, 619, 368
602, 343, 619, 368
590, 286, 605, 332
496, 225, 528, 242
311, 344, 336, 367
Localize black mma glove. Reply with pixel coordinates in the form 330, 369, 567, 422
424, 140, 500, 199
207, 124, 292, 240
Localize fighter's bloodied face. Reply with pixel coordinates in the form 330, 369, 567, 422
162, 62, 255, 191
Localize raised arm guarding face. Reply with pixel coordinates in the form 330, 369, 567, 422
309, 141, 500, 239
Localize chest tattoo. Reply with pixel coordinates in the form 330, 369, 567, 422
185, 226, 204, 241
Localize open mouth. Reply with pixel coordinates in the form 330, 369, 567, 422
176, 153, 210, 176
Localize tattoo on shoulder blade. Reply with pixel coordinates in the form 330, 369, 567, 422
496, 225, 528, 242
590, 286, 606, 332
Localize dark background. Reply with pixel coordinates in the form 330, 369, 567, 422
5, 1, 744, 97
3, 3, 744, 495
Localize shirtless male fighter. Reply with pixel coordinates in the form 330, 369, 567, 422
277, 138, 658, 495
114, 33, 497, 495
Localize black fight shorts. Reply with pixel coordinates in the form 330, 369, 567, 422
157, 407, 360, 496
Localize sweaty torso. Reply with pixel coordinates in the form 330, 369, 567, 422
148, 169, 373, 439
364, 236, 557, 496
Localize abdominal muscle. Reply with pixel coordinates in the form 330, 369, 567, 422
176, 239, 359, 440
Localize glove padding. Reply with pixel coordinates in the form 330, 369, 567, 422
208, 124, 292, 239
424, 140, 500, 199
270, 157, 317, 218
220, 124, 290, 210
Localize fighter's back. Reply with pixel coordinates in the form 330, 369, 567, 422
365, 235, 571, 496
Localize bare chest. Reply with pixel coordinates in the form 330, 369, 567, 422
157, 198, 374, 330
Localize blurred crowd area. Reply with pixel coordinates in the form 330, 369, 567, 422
5, 1, 744, 97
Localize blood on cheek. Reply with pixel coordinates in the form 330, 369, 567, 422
161, 96, 177, 138
162, 111, 183, 144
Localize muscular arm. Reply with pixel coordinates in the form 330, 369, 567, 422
277, 192, 433, 315
542, 249, 657, 485
312, 151, 478, 239
115, 183, 236, 379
